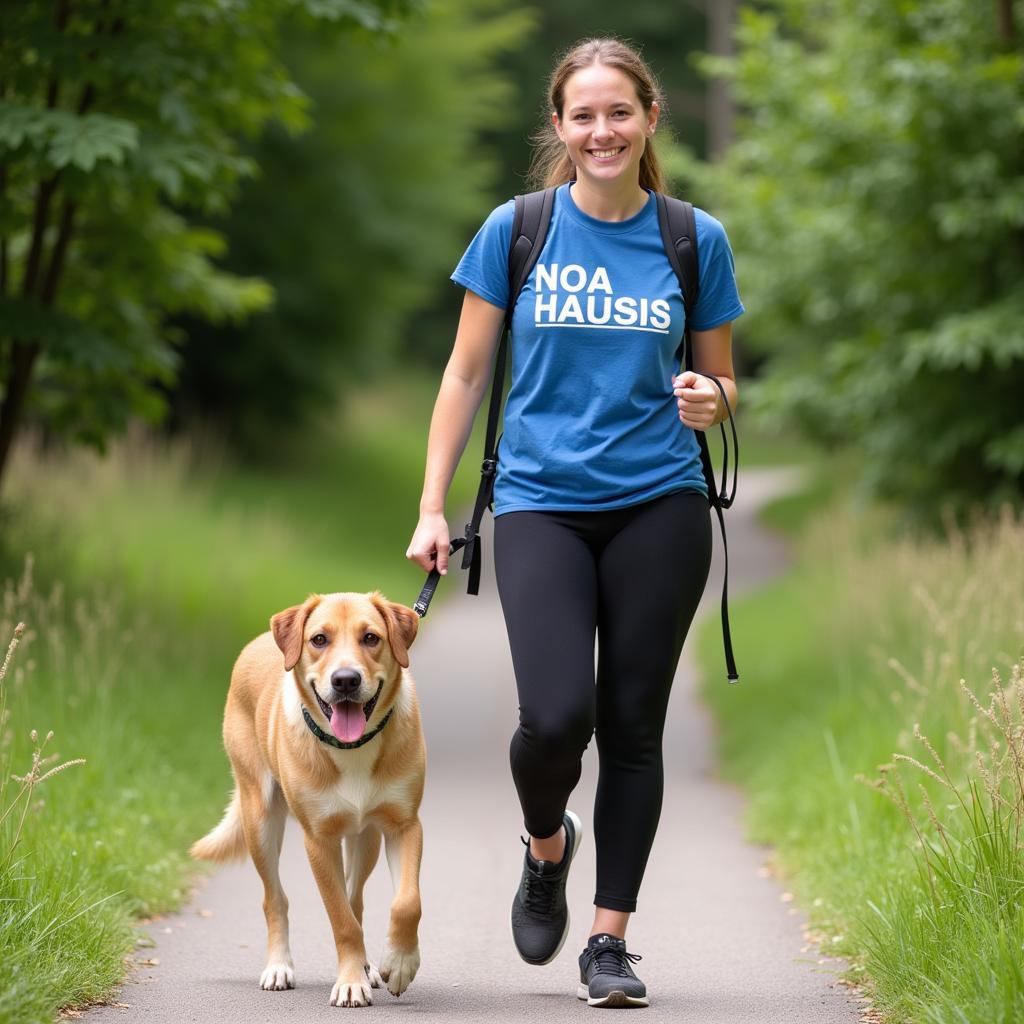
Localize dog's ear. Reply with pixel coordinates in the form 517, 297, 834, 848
270, 594, 322, 671
370, 593, 419, 670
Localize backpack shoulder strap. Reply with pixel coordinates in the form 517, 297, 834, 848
655, 193, 700, 360
507, 187, 557, 326
458, 187, 556, 595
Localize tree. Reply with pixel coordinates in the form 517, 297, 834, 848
671, 0, 1024, 518
0, 0, 414, 496
170, 0, 535, 452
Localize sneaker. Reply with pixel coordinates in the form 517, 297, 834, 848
577, 932, 649, 1008
509, 809, 583, 965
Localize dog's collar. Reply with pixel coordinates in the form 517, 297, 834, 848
301, 702, 395, 751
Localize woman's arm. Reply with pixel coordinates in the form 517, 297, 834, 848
674, 321, 739, 429
407, 290, 506, 575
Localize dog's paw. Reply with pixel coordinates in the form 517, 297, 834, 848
364, 961, 384, 989
330, 975, 373, 1007
259, 960, 295, 991
379, 940, 420, 997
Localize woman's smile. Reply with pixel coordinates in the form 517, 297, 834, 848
587, 145, 626, 161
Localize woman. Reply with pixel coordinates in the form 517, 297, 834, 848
406, 37, 744, 1009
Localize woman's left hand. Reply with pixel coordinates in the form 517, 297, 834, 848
672, 370, 720, 431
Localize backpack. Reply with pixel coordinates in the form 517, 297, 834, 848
415, 187, 740, 684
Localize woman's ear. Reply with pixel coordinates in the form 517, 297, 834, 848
270, 594, 322, 671
647, 100, 660, 136
552, 109, 564, 143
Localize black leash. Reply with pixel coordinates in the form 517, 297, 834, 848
699, 372, 739, 684
413, 536, 468, 618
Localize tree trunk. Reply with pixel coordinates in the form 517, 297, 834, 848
0, 171, 58, 498
707, 0, 736, 161
0, 0, 94, 500
0, 341, 42, 490
997, 0, 1014, 42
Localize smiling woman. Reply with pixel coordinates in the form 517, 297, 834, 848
406, 36, 745, 1011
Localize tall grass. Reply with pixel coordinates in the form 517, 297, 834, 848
0, 371, 481, 1019
0, 564, 140, 1024
699, 501, 1024, 1023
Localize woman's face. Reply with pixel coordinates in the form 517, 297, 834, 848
553, 64, 658, 190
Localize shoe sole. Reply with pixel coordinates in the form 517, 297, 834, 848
510, 809, 584, 966
576, 983, 649, 1008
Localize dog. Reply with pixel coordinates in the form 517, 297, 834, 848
191, 590, 424, 1007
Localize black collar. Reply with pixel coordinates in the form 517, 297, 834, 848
301, 703, 395, 750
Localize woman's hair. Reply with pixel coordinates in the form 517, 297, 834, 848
527, 37, 668, 194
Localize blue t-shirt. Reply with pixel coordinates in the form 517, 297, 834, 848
451, 182, 744, 516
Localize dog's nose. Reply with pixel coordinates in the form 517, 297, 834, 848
330, 668, 362, 700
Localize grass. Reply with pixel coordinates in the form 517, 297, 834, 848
0, 369, 480, 1022
698, 495, 1024, 1023
0, 561, 230, 1024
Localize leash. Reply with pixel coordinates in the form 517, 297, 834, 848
413, 536, 468, 618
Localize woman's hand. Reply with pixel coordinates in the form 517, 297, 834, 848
672, 370, 720, 431
406, 511, 451, 575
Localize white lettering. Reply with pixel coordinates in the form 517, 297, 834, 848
613, 296, 638, 326
588, 266, 613, 294
536, 264, 558, 291
558, 294, 585, 323
535, 293, 558, 321
560, 264, 586, 293
650, 299, 671, 330
586, 296, 612, 324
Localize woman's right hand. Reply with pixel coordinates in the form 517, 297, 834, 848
406, 511, 452, 575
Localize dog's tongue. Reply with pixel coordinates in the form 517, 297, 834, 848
330, 702, 366, 743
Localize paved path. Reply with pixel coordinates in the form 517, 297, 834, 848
83, 468, 864, 1023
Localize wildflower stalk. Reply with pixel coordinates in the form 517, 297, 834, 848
1, 623, 85, 872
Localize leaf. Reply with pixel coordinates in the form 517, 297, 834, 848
46, 112, 139, 172
0, 102, 51, 151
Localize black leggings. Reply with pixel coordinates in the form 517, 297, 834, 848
493, 489, 712, 913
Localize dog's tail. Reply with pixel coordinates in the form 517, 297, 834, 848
190, 788, 247, 862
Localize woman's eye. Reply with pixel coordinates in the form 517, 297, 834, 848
311, 633, 328, 648
363, 632, 380, 647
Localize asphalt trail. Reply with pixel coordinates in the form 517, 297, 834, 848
81, 467, 864, 1023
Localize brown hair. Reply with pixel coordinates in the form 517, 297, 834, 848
527, 37, 668, 194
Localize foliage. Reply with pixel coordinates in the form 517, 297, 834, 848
0, 0, 415, 493
671, 0, 1024, 519
171, 0, 535, 452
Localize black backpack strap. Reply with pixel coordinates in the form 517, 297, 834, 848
656, 193, 700, 350
459, 187, 556, 594
656, 193, 740, 683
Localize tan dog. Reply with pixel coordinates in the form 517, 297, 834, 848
191, 591, 424, 1007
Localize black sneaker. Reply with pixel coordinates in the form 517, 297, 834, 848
577, 932, 649, 1008
509, 809, 583, 965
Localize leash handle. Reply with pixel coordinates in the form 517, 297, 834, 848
700, 372, 738, 509
413, 536, 467, 618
